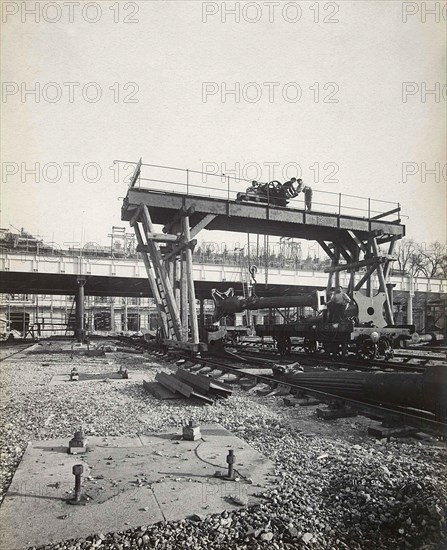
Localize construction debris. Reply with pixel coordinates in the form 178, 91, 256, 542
144, 369, 233, 404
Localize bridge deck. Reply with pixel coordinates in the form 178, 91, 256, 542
121, 188, 405, 241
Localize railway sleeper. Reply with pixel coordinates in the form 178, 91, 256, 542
368, 422, 418, 440
189, 363, 205, 372
295, 397, 321, 407
316, 402, 358, 420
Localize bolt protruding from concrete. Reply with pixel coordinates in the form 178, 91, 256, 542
182, 420, 201, 441
121, 368, 129, 379
226, 449, 235, 479
72, 464, 83, 502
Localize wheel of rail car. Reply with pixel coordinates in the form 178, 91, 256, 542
323, 342, 339, 357
303, 338, 318, 354
276, 336, 292, 357
329, 343, 348, 358
358, 340, 377, 360
378, 336, 393, 360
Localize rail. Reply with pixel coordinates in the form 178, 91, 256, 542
117, 159, 402, 223
148, 348, 446, 438
231, 345, 447, 373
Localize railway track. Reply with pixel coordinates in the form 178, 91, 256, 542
0, 340, 37, 362
192, 359, 447, 437
229, 343, 446, 373
142, 345, 447, 439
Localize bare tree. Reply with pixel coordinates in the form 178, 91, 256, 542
395, 239, 422, 276
418, 241, 447, 278
395, 239, 447, 278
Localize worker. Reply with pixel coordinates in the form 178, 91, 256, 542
303, 186, 313, 211
258, 181, 268, 197
325, 287, 335, 322
283, 177, 297, 199
245, 180, 258, 193
296, 179, 304, 194
329, 286, 351, 322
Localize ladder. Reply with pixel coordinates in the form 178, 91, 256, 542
154, 276, 176, 340
130, 204, 182, 341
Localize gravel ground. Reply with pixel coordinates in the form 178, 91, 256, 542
0, 342, 446, 550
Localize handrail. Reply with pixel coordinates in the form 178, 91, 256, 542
117, 159, 402, 222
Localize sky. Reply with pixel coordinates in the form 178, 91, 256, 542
1, 0, 446, 251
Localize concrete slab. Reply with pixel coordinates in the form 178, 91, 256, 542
50, 371, 149, 386
0, 425, 276, 550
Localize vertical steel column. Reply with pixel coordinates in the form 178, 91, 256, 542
182, 215, 199, 345
366, 239, 372, 297
264, 235, 269, 285
110, 298, 115, 333
386, 283, 395, 322
123, 297, 128, 332
174, 257, 181, 313
334, 245, 340, 288
199, 299, 205, 331
75, 277, 86, 342
181, 251, 188, 340
326, 269, 334, 297
407, 275, 414, 325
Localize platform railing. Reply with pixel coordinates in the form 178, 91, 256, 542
117, 160, 402, 222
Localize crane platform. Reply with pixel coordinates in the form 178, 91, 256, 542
121, 187, 404, 243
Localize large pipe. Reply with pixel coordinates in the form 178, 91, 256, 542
276, 366, 446, 418
212, 288, 326, 321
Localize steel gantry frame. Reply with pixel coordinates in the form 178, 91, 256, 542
123, 159, 404, 344
319, 229, 399, 326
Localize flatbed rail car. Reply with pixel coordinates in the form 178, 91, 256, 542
255, 317, 415, 360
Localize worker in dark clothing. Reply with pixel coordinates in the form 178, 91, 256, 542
325, 287, 335, 322
303, 186, 313, 211
246, 180, 258, 193
329, 286, 351, 322
283, 177, 297, 199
